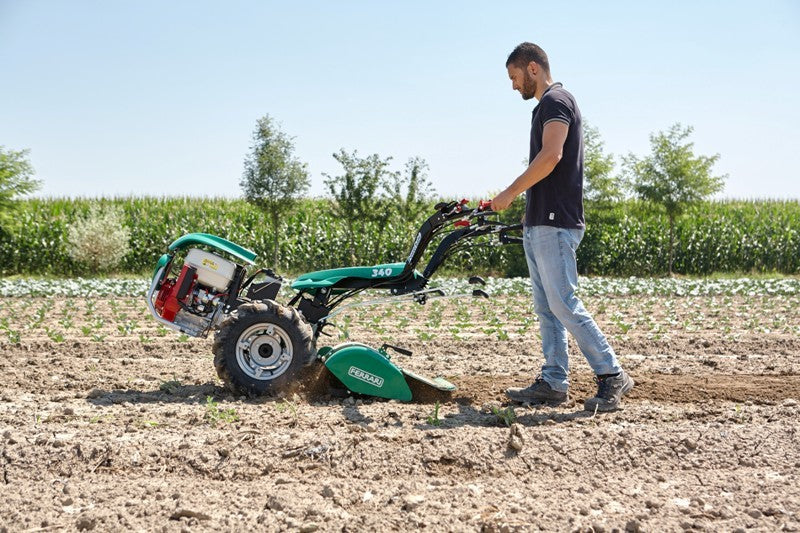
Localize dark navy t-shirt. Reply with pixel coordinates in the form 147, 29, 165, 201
525, 83, 585, 229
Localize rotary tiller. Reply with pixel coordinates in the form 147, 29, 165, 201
146, 199, 521, 401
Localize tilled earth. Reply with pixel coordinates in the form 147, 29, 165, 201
1, 293, 799, 532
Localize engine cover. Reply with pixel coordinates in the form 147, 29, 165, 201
155, 265, 197, 322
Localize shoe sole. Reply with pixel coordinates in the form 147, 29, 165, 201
583, 375, 635, 413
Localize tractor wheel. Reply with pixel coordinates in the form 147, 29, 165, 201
212, 301, 314, 396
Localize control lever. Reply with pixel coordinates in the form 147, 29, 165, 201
468, 275, 486, 286
381, 343, 412, 356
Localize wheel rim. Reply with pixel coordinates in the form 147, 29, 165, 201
235, 323, 293, 381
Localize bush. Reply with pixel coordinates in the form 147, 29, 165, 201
67, 204, 131, 274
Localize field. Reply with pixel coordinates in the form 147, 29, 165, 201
1, 278, 800, 531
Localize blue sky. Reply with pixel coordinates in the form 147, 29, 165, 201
1, 0, 799, 200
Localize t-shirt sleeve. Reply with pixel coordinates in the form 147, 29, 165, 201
540, 94, 573, 127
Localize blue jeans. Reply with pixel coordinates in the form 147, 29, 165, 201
522, 225, 621, 392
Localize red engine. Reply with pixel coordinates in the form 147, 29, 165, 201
155, 265, 198, 322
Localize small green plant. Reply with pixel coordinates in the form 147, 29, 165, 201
7, 329, 21, 344
275, 398, 299, 427
204, 396, 239, 427
45, 327, 65, 342
139, 333, 153, 343
426, 401, 442, 426
117, 320, 137, 336
491, 405, 517, 427
159, 378, 182, 395
416, 329, 436, 341
91, 333, 107, 342
177, 333, 190, 343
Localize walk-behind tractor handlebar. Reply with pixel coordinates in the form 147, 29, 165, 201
146, 199, 522, 399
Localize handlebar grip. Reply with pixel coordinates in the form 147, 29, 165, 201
478, 200, 492, 211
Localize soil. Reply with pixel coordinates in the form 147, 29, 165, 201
1, 293, 799, 532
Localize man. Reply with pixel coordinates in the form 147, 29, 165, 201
491, 42, 633, 412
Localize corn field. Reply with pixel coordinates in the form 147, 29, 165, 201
0, 197, 798, 276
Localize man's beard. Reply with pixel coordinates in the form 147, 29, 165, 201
520, 72, 537, 100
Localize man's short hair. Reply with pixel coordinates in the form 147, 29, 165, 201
506, 42, 550, 74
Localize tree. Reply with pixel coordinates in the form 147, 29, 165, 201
323, 149, 395, 262
385, 156, 435, 223
623, 123, 726, 275
583, 123, 623, 207
240, 115, 310, 267
0, 147, 41, 228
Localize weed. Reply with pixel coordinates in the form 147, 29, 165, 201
159, 379, 182, 395
177, 333, 190, 343
275, 398, 299, 427
491, 405, 517, 427
204, 396, 239, 427
7, 329, 21, 344
426, 401, 442, 426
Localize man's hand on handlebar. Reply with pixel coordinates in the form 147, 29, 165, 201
490, 189, 515, 212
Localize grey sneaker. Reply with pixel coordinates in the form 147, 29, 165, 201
506, 377, 568, 405
584, 371, 634, 412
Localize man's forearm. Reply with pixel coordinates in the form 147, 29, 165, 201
504, 149, 561, 197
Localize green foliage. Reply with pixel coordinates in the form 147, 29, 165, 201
490, 405, 517, 427
324, 149, 396, 261
387, 157, 436, 223
583, 122, 623, 206
426, 401, 442, 426
204, 396, 239, 427
623, 123, 727, 274
0, 146, 41, 229
159, 378, 182, 395
0, 197, 798, 277
240, 115, 310, 267
324, 150, 434, 261
67, 204, 132, 274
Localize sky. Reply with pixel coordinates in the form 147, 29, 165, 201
1, 1, 799, 200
